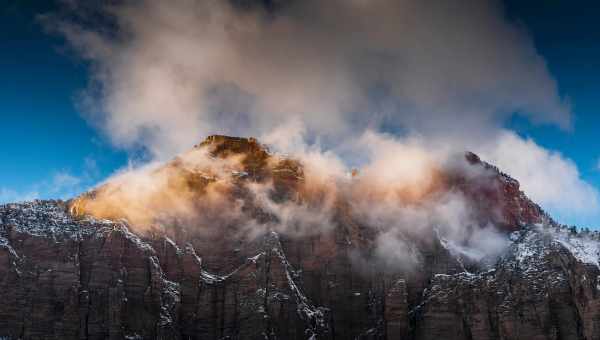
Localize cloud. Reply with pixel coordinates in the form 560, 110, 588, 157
0, 171, 82, 204
38, 1, 600, 247
43, 0, 571, 158
0, 188, 39, 204
70, 135, 514, 270
50, 172, 82, 194
477, 130, 600, 223
0, 162, 101, 204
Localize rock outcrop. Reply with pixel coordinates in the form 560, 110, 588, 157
1, 135, 597, 340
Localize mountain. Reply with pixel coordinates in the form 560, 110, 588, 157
1, 135, 600, 340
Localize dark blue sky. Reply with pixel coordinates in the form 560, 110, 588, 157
2, 0, 600, 227
1, 1, 127, 201
502, 0, 600, 227
505, 0, 600, 181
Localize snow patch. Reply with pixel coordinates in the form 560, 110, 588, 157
552, 228, 600, 267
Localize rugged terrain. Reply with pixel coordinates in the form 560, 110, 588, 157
1, 135, 600, 340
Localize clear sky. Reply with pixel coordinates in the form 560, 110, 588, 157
2, 0, 600, 228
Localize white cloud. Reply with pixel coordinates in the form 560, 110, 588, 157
44, 0, 571, 158
40, 1, 600, 229
477, 131, 600, 225
50, 172, 82, 193
0, 188, 39, 204
0, 168, 92, 204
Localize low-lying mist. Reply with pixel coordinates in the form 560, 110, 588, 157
41, 0, 600, 268
70, 131, 513, 271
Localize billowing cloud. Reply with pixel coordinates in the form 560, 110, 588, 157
69, 135, 513, 270
477, 130, 600, 224
40, 0, 599, 232
44, 0, 570, 158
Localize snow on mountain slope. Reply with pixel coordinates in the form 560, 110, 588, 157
1, 136, 600, 339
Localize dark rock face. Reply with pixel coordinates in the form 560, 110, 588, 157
0, 201, 331, 340
2, 201, 598, 340
462, 152, 547, 232
1, 136, 598, 340
414, 229, 600, 340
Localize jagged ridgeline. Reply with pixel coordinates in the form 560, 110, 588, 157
1, 135, 600, 340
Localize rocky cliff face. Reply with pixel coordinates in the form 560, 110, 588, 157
1, 136, 599, 340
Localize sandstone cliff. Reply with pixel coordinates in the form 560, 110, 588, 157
1, 136, 598, 340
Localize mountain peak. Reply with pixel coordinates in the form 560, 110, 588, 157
460, 150, 553, 231
197, 134, 268, 157
70, 136, 549, 236
1, 135, 595, 339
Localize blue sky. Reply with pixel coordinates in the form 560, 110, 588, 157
503, 0, 600, 226
2, 0, 600, 227
0, 1, 128, 202
504, 0, 600, 182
